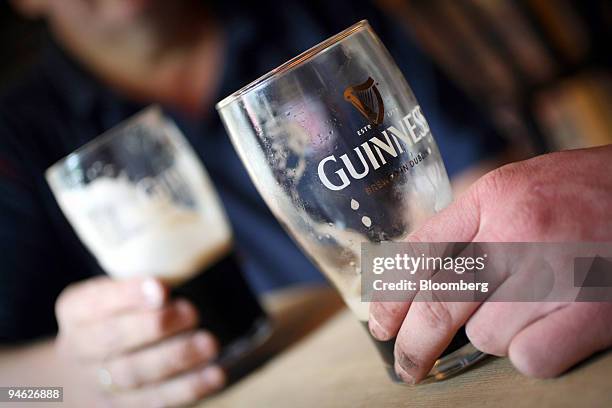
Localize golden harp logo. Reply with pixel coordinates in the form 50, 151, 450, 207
343, 77, 385, 125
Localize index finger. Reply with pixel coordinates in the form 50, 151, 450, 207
369, 187, 482, 340
56, 276, 168, 326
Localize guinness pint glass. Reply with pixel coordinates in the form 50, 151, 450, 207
217, 20, 485, 382
46, 106, 270, 364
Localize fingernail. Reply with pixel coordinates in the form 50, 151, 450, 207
369, 317, 389, 340
194, 332, 217, 357
395, 364, 416, 385
201, 366, 225, 390
141, 279, 164, 307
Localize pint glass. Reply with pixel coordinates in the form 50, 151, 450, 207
217, 21, 485, 381
46, 106, 271, 364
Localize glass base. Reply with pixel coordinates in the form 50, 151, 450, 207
362, 323, 487, 383
216, 317, 274, 367
422, 343, 487, 383
381, 344, 487, 384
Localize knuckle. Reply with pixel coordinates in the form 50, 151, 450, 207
150, 308, 176, 336
413, 300, 454, 333
54, 298, 67, 321
179, 301, 199, 325
476, 164, 513, 197
148, 301, 196, 338
184, 333, 212, 361
371, 301, 405, 326
476, 161, 557, 239
170, 337, 200, 368
169, 375, 208, 403
393, 340, 423, 371
55, 277, 108, 322
475, 161, 526, 205
177, 338, 195, 359
108, 358, 138, 389
55, 285, 77, 321
169, 333, 216, 370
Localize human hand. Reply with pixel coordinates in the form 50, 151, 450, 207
55, 276, 224, 407
369, 145, 612, 383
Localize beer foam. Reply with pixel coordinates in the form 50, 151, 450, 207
54, 156, 232, 286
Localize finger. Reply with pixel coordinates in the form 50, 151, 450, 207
466, 301, 567, 356
369, 301, 410, 341
108, 366, 225, 408
508, 302, 612, 378
393, 298, 480, 384
369, 188, 482, 341
56, 276, 167, 327
103, 331, 218, 390
73, 299, 198, 360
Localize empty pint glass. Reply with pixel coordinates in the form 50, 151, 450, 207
217, 21, 486, 382
46, 106, 271, 365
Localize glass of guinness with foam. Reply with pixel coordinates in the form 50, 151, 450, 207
46, 106, 271, 366
217, 20, 485, 382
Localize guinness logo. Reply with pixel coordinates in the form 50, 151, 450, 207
344, 77, 385, 125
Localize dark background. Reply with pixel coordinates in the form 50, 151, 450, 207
1, 0, 611, 155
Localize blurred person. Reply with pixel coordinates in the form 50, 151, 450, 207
1, 0, 509, 405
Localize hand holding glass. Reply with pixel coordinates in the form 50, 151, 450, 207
46, 107, 270, 365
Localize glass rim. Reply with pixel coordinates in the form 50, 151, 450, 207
216, 19, 370, 110
45, 105, 161, 178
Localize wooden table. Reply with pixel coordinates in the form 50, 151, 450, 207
2, 286, 610, 407
205, 287, 612, 408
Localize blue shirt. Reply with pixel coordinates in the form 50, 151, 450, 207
0, 0, 505, 342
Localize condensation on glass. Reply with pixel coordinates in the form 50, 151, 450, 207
218, 21, 485, 382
